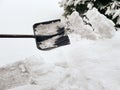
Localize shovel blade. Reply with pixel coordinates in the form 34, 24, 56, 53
33, 19, 70, 50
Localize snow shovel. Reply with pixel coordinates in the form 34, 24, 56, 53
0, 19, 70, 50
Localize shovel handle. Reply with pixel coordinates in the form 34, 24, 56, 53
0, 34, 59, 42
0, 34, 37, 38
0, 29, 65, 38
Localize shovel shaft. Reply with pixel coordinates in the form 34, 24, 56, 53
0, 34, 36, 38
0, 34, 62, 43
0, 34, 58, 41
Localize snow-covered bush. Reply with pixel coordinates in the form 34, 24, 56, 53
60, 0, 116, 39
60, 0, 120, 26
62, 8, 115, 39
60, 0, 95, 16
97, 1, 120, 25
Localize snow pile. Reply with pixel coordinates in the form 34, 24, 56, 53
4, 30, 120, 90
62, 8, 115, 40
86, 8, 115, 38
0, 2, 120, 90
63, 11, 97, 40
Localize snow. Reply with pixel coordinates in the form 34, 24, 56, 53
112, 9, 120, 24
2, 13, 120, 89
38, 36, 59, 49
60, 0, 74, 7
35, 21, 61, 35
8, 85, 41, 90
60, 0, 93, 7
104, 1, 120, 24
0, 0, 120, 90
5, 30, 120, 90
86, 8, 115, 38
63, 8, 115, 40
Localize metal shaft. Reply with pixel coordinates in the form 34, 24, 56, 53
0, 34, 36, 38
0, 34, 59, 42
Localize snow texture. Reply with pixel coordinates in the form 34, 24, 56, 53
60, 0, 120, 25
2, 30, 120, 90
85, 8, 115, 38
104, 1, 120, 24
60, 0, 94, 7
38, 36, 59, 49
63, 8, 115, 40
35, 22, 62, 35
0, 3, 120, 90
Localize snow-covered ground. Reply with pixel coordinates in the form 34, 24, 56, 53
0, 0, 120, 90
1, 29, 119, 90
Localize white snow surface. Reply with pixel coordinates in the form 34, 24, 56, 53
86, 8, 115, 38
35, 21, 63, 35
63, 8, 115, 40
0, 3, 120, 90
7, 30, 120, 90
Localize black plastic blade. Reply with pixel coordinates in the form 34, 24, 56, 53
33, 19, 70, 50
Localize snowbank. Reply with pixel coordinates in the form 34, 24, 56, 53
0, 3, 120, 90
86, 8, 115, 38
62, 8, 115, 40
0, 30, 118, 90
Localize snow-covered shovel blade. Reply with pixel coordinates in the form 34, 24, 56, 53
33, 19, 70, 50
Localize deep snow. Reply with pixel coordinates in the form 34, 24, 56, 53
4, 30, 120, 90
0, 0, 120, 90
1, 20, 120, 90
